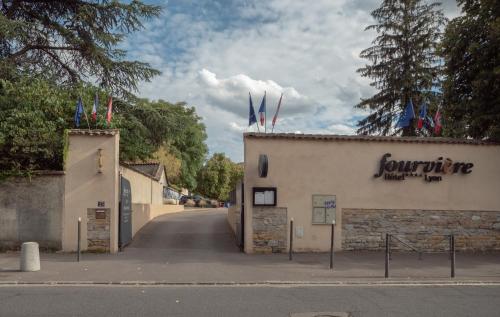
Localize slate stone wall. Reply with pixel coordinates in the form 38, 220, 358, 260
87, 208, 110, 252
253, 207, 287, 253
342, 209, 500, 252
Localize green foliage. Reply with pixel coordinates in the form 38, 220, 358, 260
356, 0, 446, 136
440, 0, 500, 140
0, 77, 208, 185
0, 0, 161, 97
196, 153, 243, 201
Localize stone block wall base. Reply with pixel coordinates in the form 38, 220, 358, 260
342, 208, 500, 252
253, 207, 287, 253
87, 208, 110, 252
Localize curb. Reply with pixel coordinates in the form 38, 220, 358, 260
1, 280, 499, 287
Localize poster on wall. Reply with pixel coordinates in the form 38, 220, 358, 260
253, 187, 277, 206
312, 195, 336, 224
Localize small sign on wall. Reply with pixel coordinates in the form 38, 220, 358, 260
312, 195, 336, 224
253, 187, 277, 206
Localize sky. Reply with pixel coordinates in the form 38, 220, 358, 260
123, 0, 461, 163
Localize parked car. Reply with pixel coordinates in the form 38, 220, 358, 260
179, 195, 192, 205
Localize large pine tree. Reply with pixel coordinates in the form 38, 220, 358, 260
0, 0, 161, 97
356, 0, 446, 136
441, 0, 500, 141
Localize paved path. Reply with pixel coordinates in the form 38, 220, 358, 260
0, 208, 499, 284
127, 208, 239, 254
1, 285, 499, 317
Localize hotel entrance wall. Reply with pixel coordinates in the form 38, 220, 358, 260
243, 134, 500, 253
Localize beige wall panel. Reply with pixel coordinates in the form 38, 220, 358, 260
244, 135, 500, 252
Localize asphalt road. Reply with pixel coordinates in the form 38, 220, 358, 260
0, 285, 499, 317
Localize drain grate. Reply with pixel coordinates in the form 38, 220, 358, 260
290, 313, 351, 317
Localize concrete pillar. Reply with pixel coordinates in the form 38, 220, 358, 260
20, 242, 40, 272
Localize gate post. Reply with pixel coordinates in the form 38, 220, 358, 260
385, 233, 390, 278
289, 218, 294, 261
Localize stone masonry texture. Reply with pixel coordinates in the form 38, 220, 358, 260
87, 208, 110, 252
253, 207, 287, 253
0, 175, 64, 251
342, 209, 500, 252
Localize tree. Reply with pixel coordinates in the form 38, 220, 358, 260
0, 76, 208, 184
356, 0, 446, 136
0, 0, 161, 97
441, 0, 500, 140
196, 153, 243, 201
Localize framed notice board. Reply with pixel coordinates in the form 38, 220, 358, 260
312, 195, 336, 224
253, 187, 277, 206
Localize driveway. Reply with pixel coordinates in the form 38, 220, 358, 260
125, 207, 240, 257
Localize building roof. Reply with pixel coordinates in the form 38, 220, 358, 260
67, 129, 119, 136
244, 132, 499, 146
120, 162, 167, 182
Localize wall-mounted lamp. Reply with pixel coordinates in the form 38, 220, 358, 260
97, 148, 103, 173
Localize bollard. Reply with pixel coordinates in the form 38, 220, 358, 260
329, 220, 335, 269
450, 234, 455, 278
385, 233, 389, 278
20, 242, 40, 272
77, 217, 81, 262
289, 218, 294, 261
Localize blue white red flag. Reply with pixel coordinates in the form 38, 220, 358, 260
417, 103, 427, 129
272, 93, 283, 129
258, 91, 266, 126
91, 92, 99, 122
434, 108, 442, 135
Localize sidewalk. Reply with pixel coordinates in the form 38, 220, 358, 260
1, 250, 499, 284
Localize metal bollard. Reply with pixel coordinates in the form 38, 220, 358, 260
20, 242, 40, 272
329, 221, 335, 269
289, 218, 294, 261
77, 217, 81, 262
450, 234, 455, 278
385, 233, 390, 278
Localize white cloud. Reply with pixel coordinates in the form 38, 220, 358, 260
197, 69, 317, 118
126, 0, 460, 162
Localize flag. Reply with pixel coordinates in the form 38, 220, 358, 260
248, 92, 257, 126
258, 91, 266, 126
424, 114, 435, 131
434, 108, 442, 135
74, 97, 84, 128
396, 99, 415, 128
91, 92, 99, 122
106, 97, 113, 124
417, 103, 427, 129
272, 93, 283, 129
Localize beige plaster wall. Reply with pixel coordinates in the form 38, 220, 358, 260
243, 135, 500, 253
132, 203, 184, 236
63, 131, 120, 253
119, 166, 166, 205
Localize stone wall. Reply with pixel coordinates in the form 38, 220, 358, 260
342, 209, 500, 252
87, 208, 110, 252
253, 207, 287, 253
0, 174, 64, 251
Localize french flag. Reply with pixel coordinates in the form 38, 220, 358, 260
417, 103, 427, 129
258, 91, 266, 126
91, 92, 98, 121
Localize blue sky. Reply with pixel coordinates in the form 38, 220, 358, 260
123, 0, 460, 162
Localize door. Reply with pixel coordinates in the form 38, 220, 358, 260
119, 176, 132, 249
